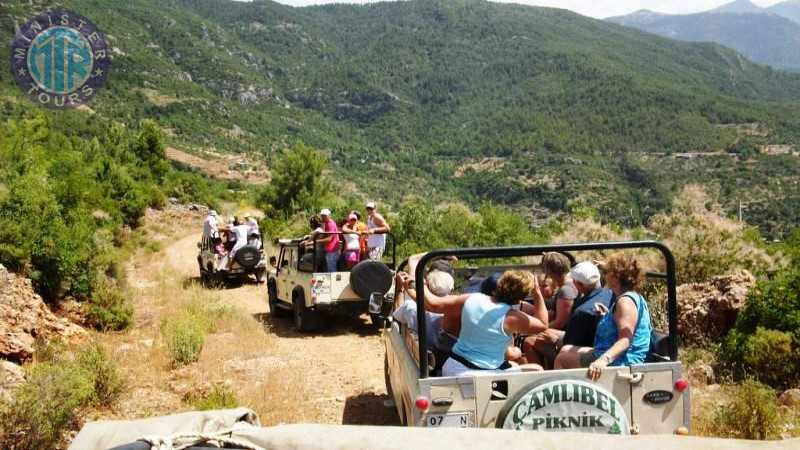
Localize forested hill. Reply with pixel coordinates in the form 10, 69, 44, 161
2, 0, 799, 235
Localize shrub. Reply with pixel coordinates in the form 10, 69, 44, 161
86, 276, 134, 331
722, 268, 800, 388
712, 380, 785, 440
0, 345, 125, 450
742, 328, 797, 388
188, 385, 238, 411
650, 185, 786, 284
74, 345, 126, 407
162, 312, 211, 365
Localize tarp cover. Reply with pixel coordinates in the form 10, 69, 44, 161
70, 409, 800, 450
69, 407, 259, 450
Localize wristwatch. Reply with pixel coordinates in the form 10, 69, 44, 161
601, 354, 613, 364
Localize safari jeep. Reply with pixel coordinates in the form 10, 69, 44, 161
267, 232, 395, 331
198, 238, 267, 285
381, 241, 690, 435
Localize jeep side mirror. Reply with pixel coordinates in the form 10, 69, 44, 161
197, 242, 202, 249
269, 256, 277, 268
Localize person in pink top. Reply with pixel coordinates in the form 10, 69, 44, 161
318, 208, 340, 272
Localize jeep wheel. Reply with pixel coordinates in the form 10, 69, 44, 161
350, 260, 393, 299
292, 291, 319, 332
269, 283, 288, 318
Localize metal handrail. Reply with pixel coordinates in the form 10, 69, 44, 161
412, 240, 678, 379
303, 231, 397, 270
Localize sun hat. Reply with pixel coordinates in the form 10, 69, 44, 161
365, 202, 376, 209
209, 210, 218, 217
570, 261, 601, 285
348, 213, 357, 220
320, 208, 331, 216
427, 271, 455, 296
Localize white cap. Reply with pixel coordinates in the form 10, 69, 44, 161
244, 212, 252, 218
570, 261, 601, 286
365, 202, 376, 209
320, 208, 331, 216
427, 271, 454, 296
209, 210, 218, 217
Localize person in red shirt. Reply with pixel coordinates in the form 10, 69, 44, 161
318, 208, 340, 272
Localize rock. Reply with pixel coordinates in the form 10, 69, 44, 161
139, 339, 154, 348
0, 265, 88, 363
780, 389, 800, 407
687, 363, 715, 386
676, 270, 756, 344
0, 360, 26, 402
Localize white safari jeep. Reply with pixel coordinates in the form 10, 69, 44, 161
380, 241, 690, 435
267, 232, 395, 331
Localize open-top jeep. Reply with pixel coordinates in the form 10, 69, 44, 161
267, 232, 396, 331
198, 238, 266, 285
380, 241, 689, 435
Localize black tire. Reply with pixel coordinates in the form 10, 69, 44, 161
292, 291, 319, 332
234, 245, 261, 269
350, 260, 393, 299
268, 282, 288, 318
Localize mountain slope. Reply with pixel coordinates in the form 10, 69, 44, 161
607, 11, 800, 71
711, 0, 765, 14
2, 0, 799, 233
768, 0, 800, 24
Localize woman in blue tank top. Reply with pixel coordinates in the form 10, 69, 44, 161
408, 269, 550, 377
554, 254, 652, 380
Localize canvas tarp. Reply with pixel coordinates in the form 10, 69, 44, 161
70, 409, 800, 450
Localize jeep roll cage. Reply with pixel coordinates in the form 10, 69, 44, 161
411, 240, 678, 379
296, 231, 397, 271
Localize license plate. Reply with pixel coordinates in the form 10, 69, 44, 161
425, 413, 473, 428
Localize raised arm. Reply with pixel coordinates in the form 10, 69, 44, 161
370, 213, 391, 233
504, 309, 547, 336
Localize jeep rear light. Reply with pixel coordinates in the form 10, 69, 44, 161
414, 396, 430, 411
675, 378, 689, 392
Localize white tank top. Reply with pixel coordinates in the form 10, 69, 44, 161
367, 215, 386, 248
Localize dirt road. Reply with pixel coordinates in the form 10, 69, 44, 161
114, 231, 399, 426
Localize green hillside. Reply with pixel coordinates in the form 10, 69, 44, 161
2, 0, 799, 236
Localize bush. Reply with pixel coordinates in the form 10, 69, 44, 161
162, 312, 211, 365
0, 345, 125, 450
86, 276, 134, 332
188, 385, 238, 411
712, 380, 785, 440
650, 185, 786, 284
722, 268, 800, 388
742, 328, 797, 388
74, 345, 126, 407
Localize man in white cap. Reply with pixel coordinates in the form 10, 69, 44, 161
561, 261, 614, 348
319, 208, 340, 272
202, 210, 219, 249
523, 261, 612, 367
365, 201, 390, 260
243, 212, 259, 234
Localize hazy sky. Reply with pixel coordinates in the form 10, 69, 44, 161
271, 0, 786, 19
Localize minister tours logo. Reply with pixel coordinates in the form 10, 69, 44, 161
10, 10, 110, 110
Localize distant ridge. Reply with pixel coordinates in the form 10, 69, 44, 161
710, 0, 764, 14
608, 2, 800, 71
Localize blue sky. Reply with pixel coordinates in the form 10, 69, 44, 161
268, 0, 785, 19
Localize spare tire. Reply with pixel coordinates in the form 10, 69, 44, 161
234, 245, 261, 269
350, 260, 393, 299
